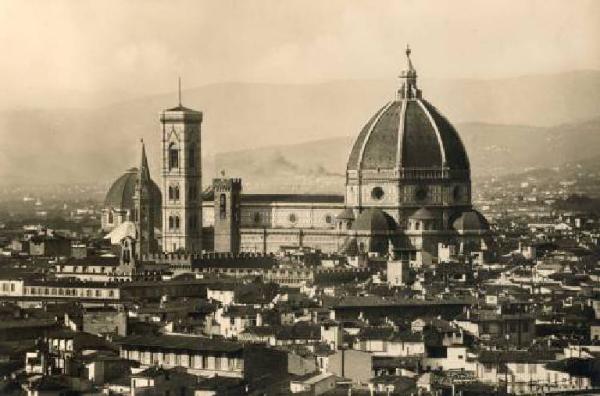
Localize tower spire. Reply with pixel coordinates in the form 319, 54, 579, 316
178, 77, 182, 106
139, 138, 150, 182
397, 44, 421, 100
405, 44, 415, 73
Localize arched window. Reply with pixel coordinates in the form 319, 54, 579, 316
175, 216, 180, 229
174, 186, 180, 200
168, 216, 174, 229
168, 186, 174, 200
189, 184, 197, 201
189, 145, 195, 169
169, 143, 179, 169
254, 212, 261, 224
219, 194, 227, 220
108, 211, 113, 224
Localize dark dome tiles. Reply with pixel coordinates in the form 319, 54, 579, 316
421, 100, 470, 170
348, 94, 471, 175
105, 170, 162, 211
347, 104, 390, 170
105, 171, 137, 209
360, 102, 402, 169
352, 208, 395, 232
401, 101, 444, 168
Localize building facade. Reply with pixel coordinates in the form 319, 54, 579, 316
101, 48, 491, 262
160, 102, 203, 253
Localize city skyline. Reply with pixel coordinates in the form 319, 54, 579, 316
0, 3, 600, 395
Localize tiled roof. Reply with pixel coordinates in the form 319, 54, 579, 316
62, 256, 120, 267
478, 350, 557, 364
115, 334, 243, 353
276, 322, 321, 340
241, 194, 344, 204
347, 98, 470, 172
334, 295, 476, 308
104, 168, 161, 211
352, 208, 394, 232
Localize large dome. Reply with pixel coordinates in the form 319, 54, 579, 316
347, 47, 469, 174
105, 168, 161, 210
347, 99, 470, 172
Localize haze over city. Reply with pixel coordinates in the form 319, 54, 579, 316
0, 0, 599, 188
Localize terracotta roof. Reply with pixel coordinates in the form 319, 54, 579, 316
452, 209, 490, 231
352, 208, 394, 232
347, 98, 470, 172
104, 168, 161, 211
166, 105, 198, 112
410, 207, 437, 220
334, 295, 476, 308
241, 194, 344, 204
115, 334, 243, 353
202, 190, 344, 205
478, 350, 557, 364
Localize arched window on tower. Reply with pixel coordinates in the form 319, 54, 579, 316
168, 216, 174, 230
108, 211, 113, 224
169, 143, 179, 169
175, 216, 180, 229
189, 144, 195, 169
174, 186, 180, 200
219, 194, 227, 220
189, 184, 197, 201
168, 186, 174, 200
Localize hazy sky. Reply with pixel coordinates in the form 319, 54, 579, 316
0, 0, 598, 108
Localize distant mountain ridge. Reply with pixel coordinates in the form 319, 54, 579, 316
1, 70, 600, 188
210, 116, 600, 193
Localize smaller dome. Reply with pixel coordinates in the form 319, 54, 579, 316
352, 208, 394, 233
105, 168, 161, 210
452, 210, 489, 231
410, 207, 437, 220
337, 208, 355, 220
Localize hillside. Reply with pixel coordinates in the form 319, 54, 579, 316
1, 70, 600, 187
212, 117, 600, 193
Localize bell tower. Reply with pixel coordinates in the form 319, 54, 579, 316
160, 80, 203, 253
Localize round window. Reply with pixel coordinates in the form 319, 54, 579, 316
371, 187, 384, 200
289, 213, 297, 223
415, 186, 428, 201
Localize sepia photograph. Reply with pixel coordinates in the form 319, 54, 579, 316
0, 0, 599, 394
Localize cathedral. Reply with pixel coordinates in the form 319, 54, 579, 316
102, 48, 491, 264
